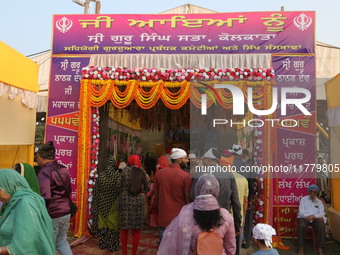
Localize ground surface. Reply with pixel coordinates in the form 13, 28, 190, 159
69, 225, 340, 255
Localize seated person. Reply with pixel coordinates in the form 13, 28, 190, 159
252, 223, 279, 255
297, 184, 326, 255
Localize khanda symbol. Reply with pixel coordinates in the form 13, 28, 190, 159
293, 14, 312, 31
56, 17, 73, 33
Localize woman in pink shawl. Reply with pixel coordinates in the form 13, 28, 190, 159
157, 174, 236, 255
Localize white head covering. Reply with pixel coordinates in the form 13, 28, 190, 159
228, 144, 243, 156
252, 223, 276, 248
118, 162, 127, 170
203, 148, 217, 159
188, 153, 196, 159
170, 148, 187, 159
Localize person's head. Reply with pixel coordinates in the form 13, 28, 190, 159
222, 149, 233, 158
128, 166, 146, 196
156, 155, 169, 170
252, 223, 276, 249
188, 153, 198, 165
317, 156, 324, 163
0, 187, 11, 204
13, 163, 36, 177
13, 163, 24, 175
0, 169, 31, 203
195, 174, 220, 198
308, 184, 319, 201
228, 144, 242, 158
203, 148, 221, 166
242, 148, 250, 162
104, 156, 116, 172
127, 155, 142, 168
36, 141, 56, 166
170, 148, 188, 169
193, 174, 223, 231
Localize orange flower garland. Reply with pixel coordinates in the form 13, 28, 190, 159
75, 78, 92, 237
80, 77, 275, 111
81, 79, 191, 110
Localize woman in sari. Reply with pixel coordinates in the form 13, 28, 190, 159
0, 169, 56, 255
0, 163, 40, 216
158, 174, 236, 255
92, 156, 121, 252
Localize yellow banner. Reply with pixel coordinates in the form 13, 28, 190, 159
0, 41, 39, 92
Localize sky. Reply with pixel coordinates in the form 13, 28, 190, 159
0, 0, 339, 56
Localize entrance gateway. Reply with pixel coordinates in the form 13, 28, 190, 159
46, 12, 316, 242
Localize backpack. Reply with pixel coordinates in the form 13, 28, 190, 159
193, 229, 224, 255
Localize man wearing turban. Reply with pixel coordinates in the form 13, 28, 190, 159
153, 148, 192, 242
297, 184, 326, 255
252, 223, 279, 255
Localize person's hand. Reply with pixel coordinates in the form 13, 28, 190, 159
316, 217, 324, 223
247, 200, 253, 209
306, 215, 315, 221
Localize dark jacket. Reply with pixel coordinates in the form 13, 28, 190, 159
38, 161, 71, 219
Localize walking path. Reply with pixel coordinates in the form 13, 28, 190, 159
70, 224, 340, 254
71, 225, 159, 255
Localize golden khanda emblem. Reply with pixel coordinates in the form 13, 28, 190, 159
293, 14, 312, 31
56, 17, 73, 33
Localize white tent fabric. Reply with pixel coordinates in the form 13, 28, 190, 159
30, 51, 50, 112
160, 3, 216, 14
327, 105, 340, 127
31, 51, 50, 96
316, 42, 340, 100
0, 82, 38, 109
88, 54, 271, 69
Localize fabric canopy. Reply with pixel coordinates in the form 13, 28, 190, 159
326, 74, 340, 127
0, 41, 39, 92
89, 54, 271, 69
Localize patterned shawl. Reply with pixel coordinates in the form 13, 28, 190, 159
92, 156, 121, 232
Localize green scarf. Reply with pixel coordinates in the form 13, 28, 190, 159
18, 163, 40, 194
0, 169, 56, 255
0, 164, 40, 215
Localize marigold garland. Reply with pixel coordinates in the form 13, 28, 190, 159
82, 79, 275, 111
75, 79, 92, 237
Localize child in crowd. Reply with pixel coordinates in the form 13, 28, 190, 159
252, 223, 279, 255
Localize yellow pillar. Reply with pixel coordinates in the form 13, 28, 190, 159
330, 127, 340, 211
326, 76, 340, 211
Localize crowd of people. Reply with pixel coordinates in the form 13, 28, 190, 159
0, 141, 72, 255
91, 145, 280, 255
0, 141, 328, 255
